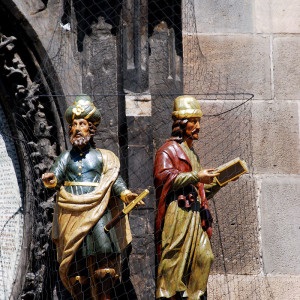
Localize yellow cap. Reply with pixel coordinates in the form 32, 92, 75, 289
172, 95, 203, 119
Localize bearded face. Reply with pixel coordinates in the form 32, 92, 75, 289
183, 117, 201, 141
70, 119, 91, 148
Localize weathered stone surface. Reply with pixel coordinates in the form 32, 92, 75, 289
126, 114, 155, 297
255, 0, 300, 33
126, 94, 152, 117
260, 175, 300, 274
128, 209, 155, 298
10, 0, 82, 96
209, 175, 260, 275
183, 7, 300, 298
192, 0, 253, 33
190, 0, 300, 35
82, 19, 120, 154
127, 116, 154, 207
208, 274, 300, 300
127, 141, 154, 203
131, 251, 155, 300
122, 0, 149, 93
127, 117, 153, 149
194, 99, 253, 170
151, 94, 173, 149
129, 208, 155, 237
150, 24, 183, 149
0, 105, 24, 300
251, 101, 300, 174
192, 100, 259, 274
183, 34, 271, 99
273, 36, 300, 100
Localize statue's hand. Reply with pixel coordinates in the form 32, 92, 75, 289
42, 172, 57, 188
121, 190, 145, 206
198, 169, 219, 184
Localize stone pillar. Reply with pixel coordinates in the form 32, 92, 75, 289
122, 0, 149, 93
121, 1, 156, 298
150, 21, 183, 149
82, 18, 120, 155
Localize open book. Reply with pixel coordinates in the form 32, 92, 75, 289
214, 157, 248, 186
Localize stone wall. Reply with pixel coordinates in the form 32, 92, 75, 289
183, 1, 300, 299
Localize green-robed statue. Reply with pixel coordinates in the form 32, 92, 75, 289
42, 95, 142, 299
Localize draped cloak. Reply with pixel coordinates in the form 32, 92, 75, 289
154, 141, 214, 299
51, 149, 132, 293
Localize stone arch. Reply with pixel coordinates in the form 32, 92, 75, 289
0, 2, 67, 298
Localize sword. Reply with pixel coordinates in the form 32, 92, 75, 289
104, 189, 149, 232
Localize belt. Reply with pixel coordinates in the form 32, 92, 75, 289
64, 181, 99, 187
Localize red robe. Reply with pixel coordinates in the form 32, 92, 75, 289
154, 140, 209, 259
154, 140, 214, 299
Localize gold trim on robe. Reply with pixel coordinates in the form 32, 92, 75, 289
52, 149, 132, 293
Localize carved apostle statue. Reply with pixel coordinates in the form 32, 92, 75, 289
42, 95, 140, 299
154, 95, 224, 300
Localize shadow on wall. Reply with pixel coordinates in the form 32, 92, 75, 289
60, 0, 182, 55
61, 0, 122, 51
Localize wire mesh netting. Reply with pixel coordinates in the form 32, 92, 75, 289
0, 0, 282, 299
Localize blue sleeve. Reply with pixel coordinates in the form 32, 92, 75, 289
50, 151, 70, 186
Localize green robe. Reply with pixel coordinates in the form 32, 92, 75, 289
50, 146, 132, 293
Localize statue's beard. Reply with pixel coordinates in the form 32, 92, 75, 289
70, 132, 91, 148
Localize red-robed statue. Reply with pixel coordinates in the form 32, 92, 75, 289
154, 95, 222, 300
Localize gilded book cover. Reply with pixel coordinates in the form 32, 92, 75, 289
215, 157, 248, 186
